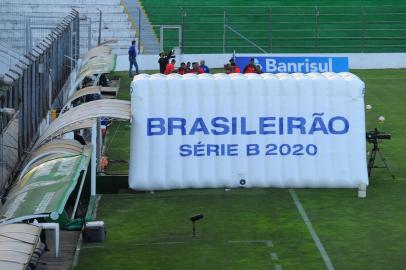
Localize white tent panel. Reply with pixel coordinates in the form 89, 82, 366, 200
129, 72, 368, 190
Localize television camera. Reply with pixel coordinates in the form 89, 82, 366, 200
366, 129, 391, 143
366, 128, 394, 179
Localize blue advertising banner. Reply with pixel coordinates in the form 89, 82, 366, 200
235, 56, 349, 73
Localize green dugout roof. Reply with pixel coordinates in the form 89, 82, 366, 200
0, 146, 91, 222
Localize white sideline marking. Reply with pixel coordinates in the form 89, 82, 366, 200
289, 189, 335, 270
266, 240, 274, 247
270, 252, 279, 260
275, 264, 283, 270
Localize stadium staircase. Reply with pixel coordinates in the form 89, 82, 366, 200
122, 0, 160, 54
139, 0, 406, 53
0, 0, 137, 55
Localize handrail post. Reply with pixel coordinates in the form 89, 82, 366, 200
223, 9, 226, 53
360, 6, 365, 53
138, 7, 142, 53
269, 7, 272, 53
180, 7, 185, 53
96, 8, 102, 46
315, 6, 320, 52
91, 120, 97, 196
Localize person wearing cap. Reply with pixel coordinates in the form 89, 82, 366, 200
243, 58, 257, 74
199, 60, 210, 73
164, 59, 176, 75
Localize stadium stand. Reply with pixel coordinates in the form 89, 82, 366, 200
139, 0, 406, 53
122, 0, 160, 54
0, 41, 20, 76
0, 0, 136, 56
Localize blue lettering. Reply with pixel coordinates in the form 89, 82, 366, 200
207, 144, 220, 156
241, 117, 256, 135
247, 144, 260, 156
189, 118, 209, 135
179, 144, 192, 156
211, 117, 230, 135
287, 117, 306, 134
147, 115, 348, 137
259, 117, 276, 135
147, 118, 165, 136
328, 116, 349, 134
168, 117, 186, 135
231, 117, 237, 135
227, 144, 238, 156
309, 113, 328, 134
279, 117, 284, 134
220, 144, 226, 155
194, 142, 205, 156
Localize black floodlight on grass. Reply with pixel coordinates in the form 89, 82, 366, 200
190, 214, 204, 237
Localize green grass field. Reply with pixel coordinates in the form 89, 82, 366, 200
77, 69, 406, 270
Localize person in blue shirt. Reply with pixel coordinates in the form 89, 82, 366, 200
128, 40, 139, 78
199, 60, 210, 73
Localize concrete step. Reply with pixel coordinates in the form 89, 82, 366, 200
122, 0, 159, 54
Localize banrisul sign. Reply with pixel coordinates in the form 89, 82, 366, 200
129, 73, 367, 191
235, 56, 349, 73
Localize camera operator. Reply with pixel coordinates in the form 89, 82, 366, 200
158, 49, 175, 74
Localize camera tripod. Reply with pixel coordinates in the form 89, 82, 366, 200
367, 139, 395, 179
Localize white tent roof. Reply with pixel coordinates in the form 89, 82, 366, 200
33, 99, 130, 150
0, 223, 42, 270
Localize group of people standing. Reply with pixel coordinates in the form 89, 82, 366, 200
159, 51, 210, 75
224, 58, 262, 74
129, 41, 263, 76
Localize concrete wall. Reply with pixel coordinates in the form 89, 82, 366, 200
115, 53, 406, 72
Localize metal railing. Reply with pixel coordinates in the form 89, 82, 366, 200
0, 10, 80, 191
142, 5, 406, 54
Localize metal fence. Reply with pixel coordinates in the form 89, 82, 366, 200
0, 10, 80, 191
141, 5, 406, 54
0, 1, 66, 54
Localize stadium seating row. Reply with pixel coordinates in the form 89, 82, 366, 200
140, 0, 406, 53
0, 0, 136, 55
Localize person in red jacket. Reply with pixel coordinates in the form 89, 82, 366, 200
231, 61, 241, 73
243, 58, 257, 74
177, 62, 187, 75
189, 62, 204, 74
164, 59, 176, 75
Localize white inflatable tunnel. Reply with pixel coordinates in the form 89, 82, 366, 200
129, 72, 368, 190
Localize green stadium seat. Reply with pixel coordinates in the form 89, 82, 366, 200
140, 0, 406, 53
